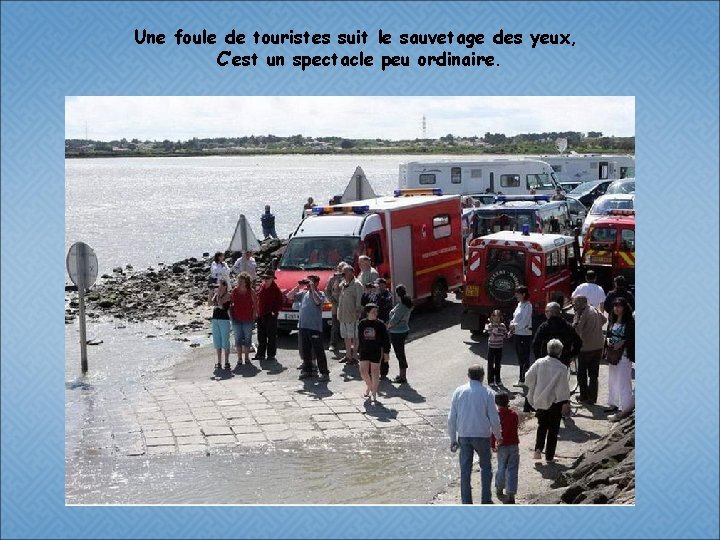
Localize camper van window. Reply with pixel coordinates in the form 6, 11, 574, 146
621, 229, 635, 251
470, 168, 482, 178
451, 167, 462, 184
433, 214, 452, 239
419, 173, 436, 185
500, 174, 521, 188
546, 250, 560, 276
526, 173, 555, 190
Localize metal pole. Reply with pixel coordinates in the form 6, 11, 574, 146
240, 215, 248, 251
77, 243, 89, 373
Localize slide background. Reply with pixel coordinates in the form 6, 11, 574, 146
1, 1, 718, 538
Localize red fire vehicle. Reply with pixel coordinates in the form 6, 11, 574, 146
461, 229, 582, 333
581, 209, 635, 291
275, 189, 465, 332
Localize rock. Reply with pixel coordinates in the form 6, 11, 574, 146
113, 267, 123, 273
86, 339, 104, 346
189, 343, 200, 348
98, 299, 115, 308
171, 265, 184, 274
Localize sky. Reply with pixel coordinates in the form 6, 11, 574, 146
65, 96, 634, 141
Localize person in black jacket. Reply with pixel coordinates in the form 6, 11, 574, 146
532, 302, 583, 366
603, 275, 635, 315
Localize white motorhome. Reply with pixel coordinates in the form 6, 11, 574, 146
399, 159, 559, 196
533, 154, 635, 183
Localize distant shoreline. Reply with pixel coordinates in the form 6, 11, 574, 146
65, 147, 633, 159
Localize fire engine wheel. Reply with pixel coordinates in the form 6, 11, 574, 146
430, 280, 447, 311
486, 265, 524, 305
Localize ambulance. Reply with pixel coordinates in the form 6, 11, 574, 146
275, 189, 465, 333
581, 209, 635, 291
461, 229, 582, 334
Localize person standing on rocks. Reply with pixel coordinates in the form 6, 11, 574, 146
325, 262, 346, 355
254, 272, 283, 362
525, 339, 572, 462
230, 272, 258, 368
210, 252, 231, 288
605, 297, 635, 422
357, 303, 391, 402
233, 251, 257, 282
509, 286, 533, 386
337, 264, 364, 365
260, 205, 278, 240
572, 295, 607, 405
386, 284, 413, 384
302, 197, 315, 218
286, 275, 330, 382
209, 280, 232, 371
447, 364, 502, 504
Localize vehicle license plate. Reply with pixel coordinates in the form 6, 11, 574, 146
465, 285, 480, 297
280, 312, 300, 320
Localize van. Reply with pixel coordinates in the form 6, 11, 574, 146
399, 159, 559, 196
467, 195, 579, 240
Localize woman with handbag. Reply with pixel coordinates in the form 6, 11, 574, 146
604, 296, 635, 421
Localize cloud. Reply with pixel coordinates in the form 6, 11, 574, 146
65, 96, 634, 141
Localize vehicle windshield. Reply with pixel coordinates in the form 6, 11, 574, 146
589, 197, 634, 215
606, 180, 636, 194
569, 181, 603, 196
474, 212, 535, 236
527, 173, 556, 190
588, 227, 617, 248
279, 237, 359, 270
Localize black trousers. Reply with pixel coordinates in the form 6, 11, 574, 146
256, 314, 278, 358
390, 332, 408, 370
487, 347, 503, 384
535, 402, 563, 460
577, 349, 602, 403
514, 335, 532, 382
300, 329, 328, 375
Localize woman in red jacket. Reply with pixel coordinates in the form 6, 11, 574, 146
230, 272, 257, 368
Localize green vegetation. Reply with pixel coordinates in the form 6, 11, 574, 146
65, 132, 634, 158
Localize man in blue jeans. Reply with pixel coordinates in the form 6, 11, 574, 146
448, 365, 502, 504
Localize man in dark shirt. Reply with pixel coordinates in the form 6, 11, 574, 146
254, 272, 283, 361
532, 302, 583, 366
260, 205, 277, 239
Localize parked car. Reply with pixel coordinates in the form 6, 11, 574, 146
605, 178, 635, 195
565, 196, 588, 226
582, 209, 635, 291
581, 194, 635, 236
567, 179, 613, 207
560, 180, 584, 192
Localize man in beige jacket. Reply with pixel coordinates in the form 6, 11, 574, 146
525, 339, 571, 462
572, 295, 607, 405
337, 264, 364, 364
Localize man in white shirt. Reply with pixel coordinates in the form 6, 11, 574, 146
448, 365, 502, 504
232, 251, 257, 281
571, 270, 606, 311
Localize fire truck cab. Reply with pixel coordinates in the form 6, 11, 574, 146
581, 209, 635, 291
461, 229, 582, 333
275, 190, 465, 333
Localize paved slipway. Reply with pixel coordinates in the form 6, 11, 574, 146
67, 296, 629, 504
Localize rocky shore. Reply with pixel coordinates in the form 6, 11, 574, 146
530, 412, 635, 504
64, 239, 287, 325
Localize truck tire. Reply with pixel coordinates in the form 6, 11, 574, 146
430, 280, 447, 311
486, 265, 524, 305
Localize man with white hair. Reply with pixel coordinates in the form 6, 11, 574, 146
357, 255, 379, 286
532, 302, 583, 366
525, 339, 572, 462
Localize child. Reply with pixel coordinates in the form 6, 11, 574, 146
484, 309, 508, 387
492, 392, 520, 504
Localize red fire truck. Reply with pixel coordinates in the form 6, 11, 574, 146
461, 229, 582, 333
581, 209, 635, 291
275, 189, 465, 332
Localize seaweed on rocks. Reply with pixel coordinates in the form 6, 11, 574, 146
64, 239, 287, 325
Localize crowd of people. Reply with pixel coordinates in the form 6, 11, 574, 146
448, 269, 636, 504
207, 251, 414, 401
